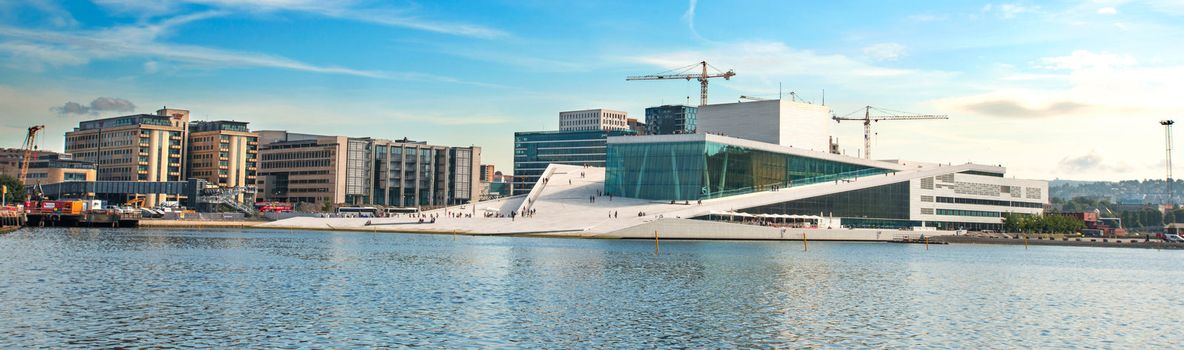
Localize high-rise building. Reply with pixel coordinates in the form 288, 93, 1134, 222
696, 99, 830, 151
64, 108, 191, 206
188, 121, 258, 189
511, 129, 636, 195
256, 131, 480, 208
558, 109, 629, 131
645, 105, 697, 135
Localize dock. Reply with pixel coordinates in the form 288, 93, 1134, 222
24, 210, 141, 228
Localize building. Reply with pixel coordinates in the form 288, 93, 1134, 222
627, 118, 647, 135
256, 131, 350, 205
6, 153, 96, 185
644, 105, 697, 135
256, 131, 480, 208
449, 146, 481, 206
479, 164, 496, 183
188, 121, 259, 190
604, 133, 1047, 231
64, 108, 191, 206
512, 129, 636, 195
696, 99, 830, 151
0, 148, 58, 177
558, 109, 629, 131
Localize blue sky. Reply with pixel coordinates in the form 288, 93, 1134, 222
2, 0, 1183, 180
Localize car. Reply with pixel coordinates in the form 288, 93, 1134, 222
1161, 233, 1184, 243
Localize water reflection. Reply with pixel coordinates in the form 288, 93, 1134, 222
1, 228, 1182, 348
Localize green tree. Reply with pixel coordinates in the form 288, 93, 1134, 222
0, 174, 23, 205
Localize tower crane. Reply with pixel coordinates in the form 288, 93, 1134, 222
832, 106, 947, 160
627, 61, 736, 106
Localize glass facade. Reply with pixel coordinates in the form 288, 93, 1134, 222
512, 129, 636, 195
604, 141, 892, 200
744, 182, 911, 220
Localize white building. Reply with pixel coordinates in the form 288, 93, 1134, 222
559, 109, 629, 131
696, 99, 831, 152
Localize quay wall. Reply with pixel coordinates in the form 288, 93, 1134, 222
601, 218, 953, 241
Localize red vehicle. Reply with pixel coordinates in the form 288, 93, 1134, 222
255, 202, 293, 213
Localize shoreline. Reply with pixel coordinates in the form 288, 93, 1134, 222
119, 220, 1184, 249
934, 235, 1184, 249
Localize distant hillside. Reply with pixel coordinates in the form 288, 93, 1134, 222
1050, 179, 1181, 203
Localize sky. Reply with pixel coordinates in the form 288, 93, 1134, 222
1, 0, 1182, 181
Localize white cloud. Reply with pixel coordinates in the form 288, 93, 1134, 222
1097, 7, 1118, 15
0, 41, 88, 71
634, 41, 937, 83
683, 0, 702, 40
1040, 50, 1136, 70
862, 43, 906, 61
0, 14, 490, 85
982, 3, 1036, 19
91, 0, 508, 39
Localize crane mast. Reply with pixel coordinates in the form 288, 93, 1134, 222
18, 125, 45, 187
627, 61, 736, 106
832, 106, 947, 159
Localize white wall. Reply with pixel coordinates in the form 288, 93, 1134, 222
697, 99, 830, 151
779, 100, 831, 152
697, 100, 781, 144
910, 171, 1048, 224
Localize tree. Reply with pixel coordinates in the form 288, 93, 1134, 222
0, 174, 23, 205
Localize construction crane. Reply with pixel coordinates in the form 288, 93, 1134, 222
832, 106, 947, 160
627, 61, 736, 106
1161, 120, 1175, 202
18, 125, 45, 186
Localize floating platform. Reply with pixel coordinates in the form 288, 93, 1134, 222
25, 211, 141, 228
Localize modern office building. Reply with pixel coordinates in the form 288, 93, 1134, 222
256, 131, 350, 205
64, 108, 191, 206
558, 109, 629, 131
188, 121, 258, 189
696, 99, 830, 151
257, 131, 479, 208
512, 129, 636, 195
644, 105, 697, 135
604, 133, 1047, 231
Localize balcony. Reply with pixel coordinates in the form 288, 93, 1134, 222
139, 143, 150, 148
137, 161, 148, 166
248, 141, 258, 146
170, 145, 182, 149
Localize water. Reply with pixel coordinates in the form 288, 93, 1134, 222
1, 228, 1182, 348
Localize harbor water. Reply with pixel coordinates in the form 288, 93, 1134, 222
1, 227, 1182, 348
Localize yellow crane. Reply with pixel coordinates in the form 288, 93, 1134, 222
18, 125, 45, 186
832, 106, 947, 160
627, 61, 736, 106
